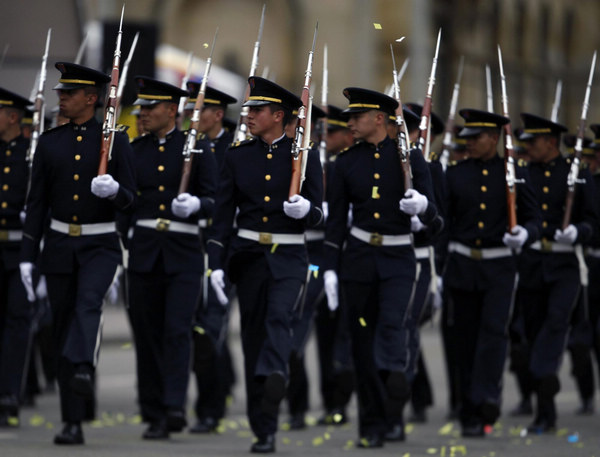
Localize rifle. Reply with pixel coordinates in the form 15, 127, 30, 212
74, 32, 89, 65
98, 5, 125, 175
288, 24, 318, 198
562, 51, 597, 229
317, 44, 328, 182
176, 51, 194, 129
233, 4, 266, 142
390, 43, 412, 191
0, 44, 9, 70
440, 55, 464, 171
116, 31, 139, 118
416, 29, 441, 161
497, 45, 523, 231
485, 64, 493, 112
25, 29, 51, 201
550, 79, 562, 123
177, 28, 218, 195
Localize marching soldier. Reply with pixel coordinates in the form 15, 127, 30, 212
444, 109, 541, 437
184, 82, 238, 434
323, 88, 440, 447
207, 76, 323, 453
126, 77, 217, 439
0, 88, 33, 427
19, 62, 136, 445
515, 113, 597, 433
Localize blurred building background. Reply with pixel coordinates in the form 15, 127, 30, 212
2, 0, 599, 137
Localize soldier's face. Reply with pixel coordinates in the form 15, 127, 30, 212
525, 136, 556, 163
199, 106, 222, 134
247, 105, 281, 137
465, 132, 497, 160
57, 88, 95, 121
347, 111, 377, 141
139, 102, 174, 134
0, 108, 10, 136
326, 128, 353, 154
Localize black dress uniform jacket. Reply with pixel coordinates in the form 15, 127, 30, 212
128, 130, 217, 274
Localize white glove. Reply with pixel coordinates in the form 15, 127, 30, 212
35, 275, 48, 301
91, 174, 119, 199
502, 224, 529, 249
283, 194, 310, 219
554, 224, 578, 245
323, 270, 339, 312
19, 262, 36, 302
399, 188, 428, 216
210, 269, 228, 306
171, 193, 201, 218
322, 201, 329, 221
432, 277, 443, 310
410, 215, 426, 232
106, 274, 120, 305
19, 210, 26, 225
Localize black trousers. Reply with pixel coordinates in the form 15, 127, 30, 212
128, 265, 201, 423
235, 254, 302, 438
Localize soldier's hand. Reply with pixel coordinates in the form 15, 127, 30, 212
283, 194, 310, 219
36, 275, 48, 301
554, 224, 578, 245
410, 215, 426, 232
19, 210, 26, 225
210, 269, 229, 305
19, 262, 36, 302
399, 189, 428, 216
502, 224, 528, 249
91, 174, 119, 199
171, 193, 201, 218
323, 270, 339, 311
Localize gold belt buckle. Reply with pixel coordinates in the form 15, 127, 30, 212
156, 218, 170, 232
0, 230, 7, 241
470, 248, 482, 260
258, 232, 272, 244
369, 233, 383, 246
541, 238, 553, 252
68, 224, 82, 237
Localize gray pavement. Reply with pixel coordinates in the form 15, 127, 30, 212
1, 303, 599, 456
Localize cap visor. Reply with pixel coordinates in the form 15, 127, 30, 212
242, 99, 271, 107
134, 98, 162, 106
457, 127, 482, 138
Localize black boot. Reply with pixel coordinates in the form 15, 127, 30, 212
54, 422, 84, 445
250, 434, 276, 453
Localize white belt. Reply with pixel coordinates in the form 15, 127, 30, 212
137, 219, 199, 235
414, 246, 430, 259
305, 230, 325, 242
448, 241, 512, 260
587, 248, 600, 259
0, 230, 23, 241
50, 219, 116, 236
237, 228, 305, 245
350, 226, 412, 247
530, 240, 575, 253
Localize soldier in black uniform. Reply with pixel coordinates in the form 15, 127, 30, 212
183, 82, 238, 434
313, 105, 355, 427
444, 109, 541, 437
515, 113, 597, 433
126, 77, 217, 440
19, 62, 136, 445
0, 88, 33, 427
207, 77, 323, 454
323, 88, 440, 447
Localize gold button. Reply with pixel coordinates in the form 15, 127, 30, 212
265, 174, 271, 181
262, 216, 268, 222
73, 174, 79, 181
374, 173, 380, 180
158, 185, 165, 192
72, 215, 78, 222
374, 212, 380, 219
480, 203, 486, 210
475, 238, 482, 246
264, 196, 270, 202
267, 153, 273, 159
374, 153, 380, 159
5, 150, 11, 156
159, 145, 165, 152
544, 170, 551, 177
158, 165, 165, 172
75, 154, 81, 161
542, 221, 548, 228
1, 202, 7, 209
0, 218, 5, 225
543, 186, 549, 193
478, 221, 484, 229
159, 204, 166, 211
76, 135, 83, 142
3, 167, 9, 173
482, 169, 488, 176
73, 194, 79, 201
481, 185, 487, 192
2, 184, 7, 191
542, 203, 548, 211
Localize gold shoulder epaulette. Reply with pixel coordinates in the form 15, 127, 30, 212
429, 150, 439, 161
196, 132, 207, 140
448, 160, 458, 167
517, 158, 527, 167
228, 137, 256, 149
115, 124, 129, 133
41, 123, 69, 135
131, 133, 148, 144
